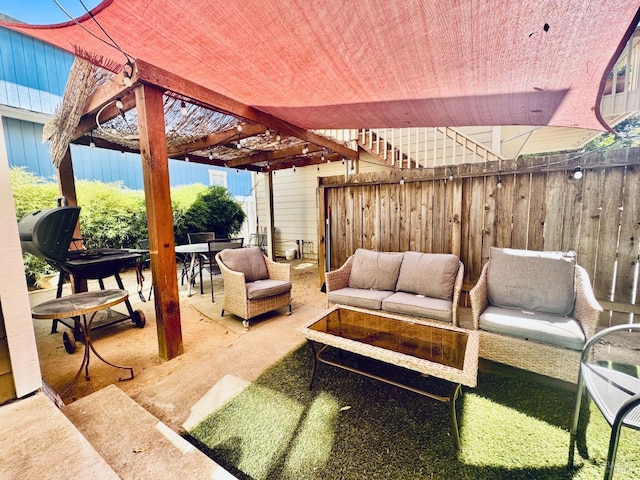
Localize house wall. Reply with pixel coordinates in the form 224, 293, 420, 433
0, 26, 253, 195
254, 151, 388, 260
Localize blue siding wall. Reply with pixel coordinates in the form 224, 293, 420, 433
4, 117, 253, 193
1, 27, 253, 194
0, 28, 71, 114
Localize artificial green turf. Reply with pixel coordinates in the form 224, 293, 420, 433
188, 346, 640, 480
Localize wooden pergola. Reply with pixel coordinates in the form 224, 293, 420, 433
60, 59, 359, 360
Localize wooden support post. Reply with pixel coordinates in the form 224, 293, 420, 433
57, 147, 87, 293
135, 83, 183, 360
264, 171, 275, 260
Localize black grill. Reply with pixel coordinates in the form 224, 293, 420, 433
19, 206, 147, 341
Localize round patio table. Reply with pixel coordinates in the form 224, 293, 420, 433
32, 289, 134, 397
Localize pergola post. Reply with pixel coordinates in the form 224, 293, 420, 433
135, 83, 183, 360
57, 147, 87, 293
264, 170, 276, 260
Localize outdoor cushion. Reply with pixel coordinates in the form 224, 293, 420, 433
219, 246, 269, 282
328, 287, 394, 310
487, 247, 576, 316
348, 249, 403, 291
245, 279, 292, 300
479, 306, 586, 350
395, 252, 459, 300
382, 292, 453, 322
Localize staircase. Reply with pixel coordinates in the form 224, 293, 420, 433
0, 386, 236, 480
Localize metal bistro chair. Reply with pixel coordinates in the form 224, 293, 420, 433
569, 323, 640, 479
184, 232, 216, 291
205, 238, 243, 301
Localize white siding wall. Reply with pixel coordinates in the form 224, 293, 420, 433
254, 152, 387, 260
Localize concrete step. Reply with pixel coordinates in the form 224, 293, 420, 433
62, 384, 236, 480
0, 392, 119, 479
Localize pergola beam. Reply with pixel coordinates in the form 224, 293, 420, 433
224, 144, 323, 168
166, 123, 267, 157
133, 59, 358, 160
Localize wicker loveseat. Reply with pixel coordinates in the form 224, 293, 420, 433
326, 248, 464, 325
216, 247, 292, 328
470, 247, 603, 383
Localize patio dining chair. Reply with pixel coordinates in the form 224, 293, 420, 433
568, 323, 640, 479
185, 232, 216, 291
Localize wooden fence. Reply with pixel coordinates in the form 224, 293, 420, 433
317, 147, 640, 326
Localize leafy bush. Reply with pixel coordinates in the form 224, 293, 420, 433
10, 167, 59, 220
10, 168, 247, 285
180, 186, 246, 241
75, 179, 147, 249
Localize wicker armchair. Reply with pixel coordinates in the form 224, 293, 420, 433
215, 247, 292, 328
470, 248, 602, 383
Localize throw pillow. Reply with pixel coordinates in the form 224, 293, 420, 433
395, 252, 460, 300
348, 248, 403, 291
219, 246, 269, 282
487, 247, 576, 316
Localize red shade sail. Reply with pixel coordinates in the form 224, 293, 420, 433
3, 0, 639, 131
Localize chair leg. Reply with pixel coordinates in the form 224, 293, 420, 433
604, 421, 624, 480
287, 304, 292, 315
568, 375, 586, 468
210, 272, 214, 302
221, 309, 225, 316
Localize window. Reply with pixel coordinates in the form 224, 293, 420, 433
209, 170, 227, 188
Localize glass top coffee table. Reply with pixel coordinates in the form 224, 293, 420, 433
297, 304, 479, 449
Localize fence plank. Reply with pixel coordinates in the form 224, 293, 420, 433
495, 173, 515, 249
433, 180, 445, 253
561, 174, 582, 253
595, 165, 625, 300
527, 172, 547, 251
616, 163, 640, 305
511, 173, 530, 249
409, 182, 422, 251
466, 177, 485, 281
389, 182, 401, 252
422, 180, 434, 253
482, 175, 498, 265
362, 185, 376, 250
399, 182, 410, 252
543, 171, 566, 251
379, 183, 391, 252
577, 168, 604, 282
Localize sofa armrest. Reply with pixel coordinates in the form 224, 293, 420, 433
325, 255, 354, 292
574, 265, 603, 339
265, 255, 290, 281
451, 261, 464, 327
469, 262, 489, 330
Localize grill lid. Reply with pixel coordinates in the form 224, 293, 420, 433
19, 207, 81, 262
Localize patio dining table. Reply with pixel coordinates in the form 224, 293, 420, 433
175, 243, 208, 296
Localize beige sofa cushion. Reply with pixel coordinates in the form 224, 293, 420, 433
487, 247, 576, 316
348, 249, 403, 292
395, 252, 459, 300
219, 246, 269, 282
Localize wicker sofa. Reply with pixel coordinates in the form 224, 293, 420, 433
216, 247, 292, 328
470, 247, 602, 383
326, 248, 464, 325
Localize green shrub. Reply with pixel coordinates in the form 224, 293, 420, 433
10, 168, 247, 284
182, 186, 246, 240
75, 179, 147, 249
